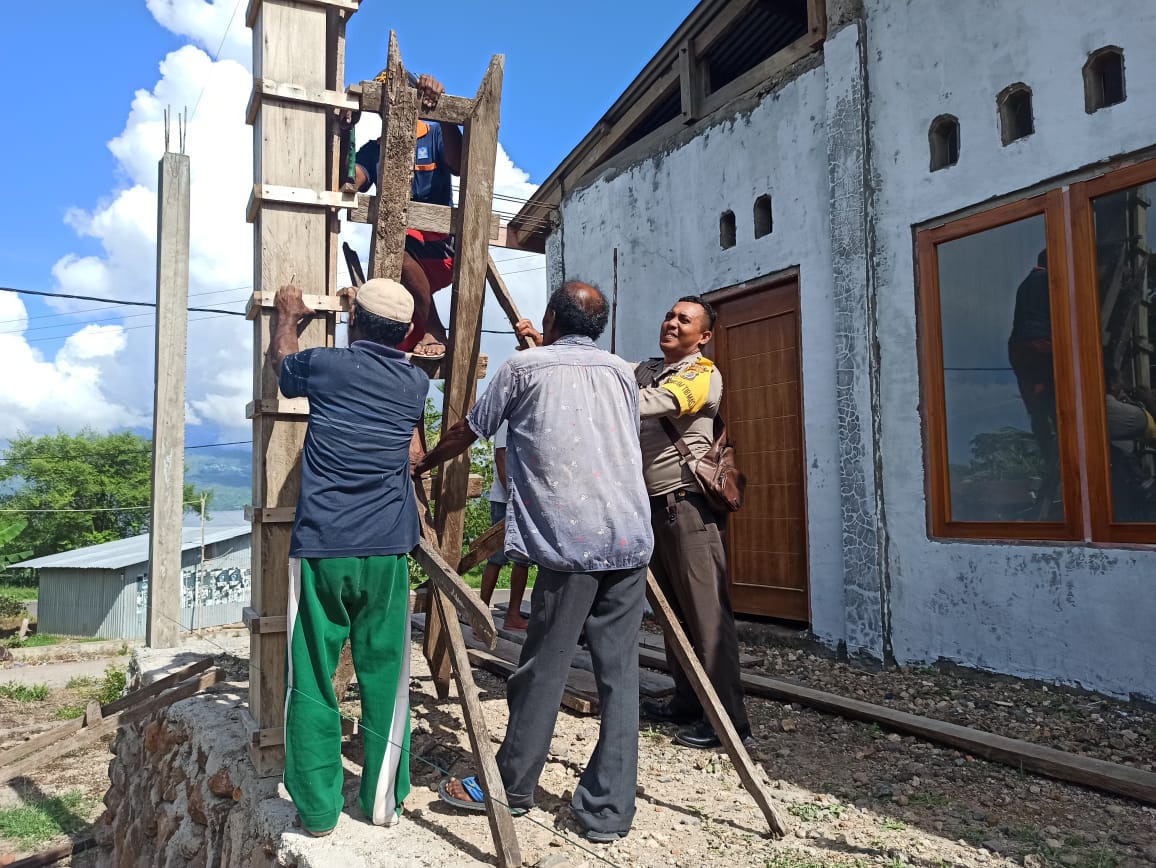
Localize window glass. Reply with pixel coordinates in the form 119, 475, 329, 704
936, 214, 1062, 521
1091, 183, 1156, 522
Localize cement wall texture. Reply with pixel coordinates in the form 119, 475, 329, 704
556, 64, 848, 653
864, 0, 1156, 700
550, 0, 1156, 701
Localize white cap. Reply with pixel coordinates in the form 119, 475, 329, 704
356, 278, 414, 323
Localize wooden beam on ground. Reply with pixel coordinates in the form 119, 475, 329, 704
739, 668, 1156, 807
433, 592, 523, 868
0, 658, 213, 770
457, 519, 505, 574
485, 256, 534, 349
7, 836, 96, 868
645, 571, 789, 838
462, 634, 599, 715
368, 32, 418, 282
0, 669, 225, 783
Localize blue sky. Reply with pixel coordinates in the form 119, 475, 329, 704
0, 0, 694, 447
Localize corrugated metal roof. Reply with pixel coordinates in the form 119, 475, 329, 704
13, 524, 251, 571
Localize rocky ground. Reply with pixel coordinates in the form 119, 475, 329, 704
0, 623, 1152, 868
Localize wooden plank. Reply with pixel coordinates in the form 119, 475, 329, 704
485, 257, 534, 349
737, 670, 1156, 808
637, 632, 760, 669
243, 606, 287, 635
457, 519, 505, 574
246, 289, 347, 320
350, 197, 500, 240
246, 0, 358, 29
247, 184, 361, 223
464, 643, 599, 715
368, 32, 418, 282
147, 152, 191, 650
678, 39, 703, 124
248, 0, 333, 779
244, 505, 297, 523
0, 658, 213, 770
0, 669, 225, 783
434, 55, 504, 569
246, 398, 311, 419
645, 571, 789, 838
434, 593, 523, 867
699, 36, 815, 118
410, 538, 496, 648
354, 80, 474, 126
247, 78, 359, 126
7, 836, 96, 868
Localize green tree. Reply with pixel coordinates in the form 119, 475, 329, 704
0, 518, 32, 579
0, 429, 207, 557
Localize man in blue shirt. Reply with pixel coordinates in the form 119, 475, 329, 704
354, 73, 461, 360
268, 278, 429, 836
414, 281, 653, 843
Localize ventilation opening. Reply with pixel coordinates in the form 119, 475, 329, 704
702, 0, 808, 95
1084, 46, 1126, 113
720, 210, 737, 249
928, 114, 960, 171
997, 83, 1034, 145
754, 195, 773, 238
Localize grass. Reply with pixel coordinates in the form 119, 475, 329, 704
787, 800, 846, 822
0, 585, 37, 602
907, 792, 949, 809
0, 682, 48, 702
5, 632, 104, 649
0, 789, 93, 849
55, 665, 127, 720
764, 851, 834, 868
879, 817, 908, 831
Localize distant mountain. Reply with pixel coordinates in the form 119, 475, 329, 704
186, 447, 251, 511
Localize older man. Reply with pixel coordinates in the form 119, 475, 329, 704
269, 279, 428, 835
415, 281, 653, 843
635, 296, 752, 749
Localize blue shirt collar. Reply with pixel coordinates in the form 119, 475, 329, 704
351, 340, 410, 362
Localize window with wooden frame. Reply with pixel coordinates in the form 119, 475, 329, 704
918, 159, 1156, 544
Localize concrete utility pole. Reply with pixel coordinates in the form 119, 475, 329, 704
147, 122, 190, 650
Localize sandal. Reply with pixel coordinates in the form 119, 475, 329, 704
437, 775, 529, 815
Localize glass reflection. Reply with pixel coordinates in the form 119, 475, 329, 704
936, 214, 1063, 521
1092, 184, 1156, 522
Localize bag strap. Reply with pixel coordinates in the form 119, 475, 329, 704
659, 416, 696, 465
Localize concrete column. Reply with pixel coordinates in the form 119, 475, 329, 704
147, 152, 191, 649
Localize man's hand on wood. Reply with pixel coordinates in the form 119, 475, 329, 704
514, 318, 543, 349
415, 74, 444, 112
274, 285, 314, 321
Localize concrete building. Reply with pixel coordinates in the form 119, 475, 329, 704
14, 524, 251, 639
510, 0, 1156, 700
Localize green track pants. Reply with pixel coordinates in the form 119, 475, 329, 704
285, 556, 412, 831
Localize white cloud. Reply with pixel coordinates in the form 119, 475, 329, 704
4, 0, 546, 444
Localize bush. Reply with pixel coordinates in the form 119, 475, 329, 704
0, 682, 48, 702
0, 595, 27, 619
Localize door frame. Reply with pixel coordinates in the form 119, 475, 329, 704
705, 267, 811, 623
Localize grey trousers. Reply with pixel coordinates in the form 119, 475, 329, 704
495, 565, 646, 835
649, 491, 750, 733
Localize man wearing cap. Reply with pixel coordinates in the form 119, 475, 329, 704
268, 278, 428, 835
353, 73, 461, 359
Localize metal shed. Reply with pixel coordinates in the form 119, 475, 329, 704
14, 524, 251, 639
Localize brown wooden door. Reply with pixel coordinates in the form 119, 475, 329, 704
709, 278, 810, 622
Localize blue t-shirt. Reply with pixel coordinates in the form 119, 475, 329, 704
356, 121, 453, 207
279, 341, 428, 558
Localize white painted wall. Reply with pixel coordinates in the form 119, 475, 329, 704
556, 67, 848, 644
864, 0, 1156, 699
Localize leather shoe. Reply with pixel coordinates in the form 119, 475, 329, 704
674, 720, 755, 750
640, 698, 699, 725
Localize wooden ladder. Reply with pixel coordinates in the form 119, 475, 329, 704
245, 1, 524, 863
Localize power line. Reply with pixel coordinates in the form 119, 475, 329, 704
0, 500, 206, 514
0, 440, 252, 465
0, 286, 243, 317
188, 0, 246, 125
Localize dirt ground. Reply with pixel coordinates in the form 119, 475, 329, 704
0, 626, 1152, 868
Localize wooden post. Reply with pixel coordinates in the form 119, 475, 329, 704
246, 0, 342, 776
645, 570, 789, 838
434, 591, 522, 867
147, 150, 190, 650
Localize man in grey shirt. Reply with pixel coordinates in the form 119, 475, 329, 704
414, 281, 653, 843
